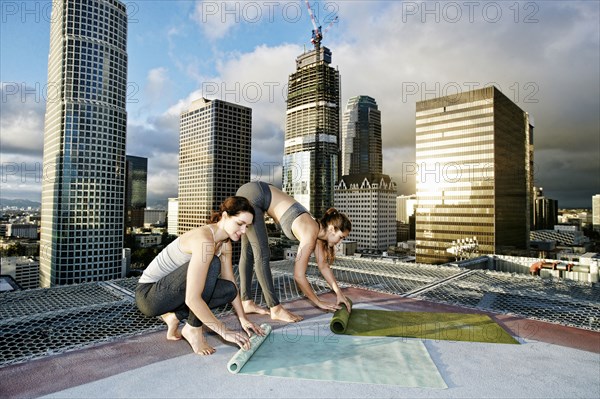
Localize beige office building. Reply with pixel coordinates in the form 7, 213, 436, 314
334, 173, 397, 251
178, 98, 251, 234
593, 194, 600, 232
415, 86, 533, 264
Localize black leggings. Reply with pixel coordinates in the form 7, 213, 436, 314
135, 256, 237, 327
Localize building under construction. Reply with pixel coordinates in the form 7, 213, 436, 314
282, 29, 341, 218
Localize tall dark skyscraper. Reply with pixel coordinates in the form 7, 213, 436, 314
340, 95, 382, 176
40, 0, 128, 287
335, 95, 396, 251
532, 187, 558, 230
125, 155, 147, 229
282, 44, 340, 218
415, 86, 532, 264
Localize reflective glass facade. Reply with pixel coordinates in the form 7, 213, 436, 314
341, 96, 382, 176
283, 47, 340, 218
40, 0, 128, 287
178, 98, 251, 234
125, 155, 147, 228
415, 87, 531, 264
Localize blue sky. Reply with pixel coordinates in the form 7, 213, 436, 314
1, 0, 599, 208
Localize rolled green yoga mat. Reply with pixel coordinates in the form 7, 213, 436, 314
330, 300, 519, 344
227, 323, 272, 374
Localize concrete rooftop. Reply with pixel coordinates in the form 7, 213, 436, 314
1, 258, 599, 398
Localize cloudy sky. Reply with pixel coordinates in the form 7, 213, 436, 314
1, 0, 598, 208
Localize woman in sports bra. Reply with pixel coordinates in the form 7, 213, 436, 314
236, 182, 352, 322
136, 196, 264, 355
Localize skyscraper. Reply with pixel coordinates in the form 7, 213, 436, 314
335, 94, 396, 251
167, 198, 179, 236
593, 194, 600, 232
532, 187, 558, 230
415, 86, 532, 264
125, 155, 147, 229
340, 96, 382, 176
282, 45, 340, 218
40, 0, 128, 287
396, 194, 417, 224
177, 98, 252, 234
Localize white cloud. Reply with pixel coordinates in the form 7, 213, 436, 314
192, 0, 241, 41
144, 67, 171, 106
0, 83, 45, 156
146, 153, 179, 204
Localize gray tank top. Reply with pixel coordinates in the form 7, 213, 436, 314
138, 237, 192, 284
138, 228, 222, 284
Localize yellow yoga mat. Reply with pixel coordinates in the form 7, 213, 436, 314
330, 300, 519, 344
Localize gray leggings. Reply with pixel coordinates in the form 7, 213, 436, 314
236, 181, 280, 308
135, 256, 237, 327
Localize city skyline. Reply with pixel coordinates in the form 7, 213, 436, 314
1, 1, 599, 208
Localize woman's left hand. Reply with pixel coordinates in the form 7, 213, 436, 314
336, 293, 351, 313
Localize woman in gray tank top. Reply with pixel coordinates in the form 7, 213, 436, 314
236, 182, 352, 323
135, 196, 264, 355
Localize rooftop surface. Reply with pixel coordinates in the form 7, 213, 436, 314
1, 258, 599, 398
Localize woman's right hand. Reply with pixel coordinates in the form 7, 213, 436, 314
315, 299, 341, 313
221, 329, 251, 351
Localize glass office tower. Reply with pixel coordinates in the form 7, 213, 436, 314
125, 155, 147, 229
40, 0, 128, 287
415, 86, 532, 264
282, 46, 340, 218
340, 96, 382, 176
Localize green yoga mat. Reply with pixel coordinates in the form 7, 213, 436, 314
227, 322, 447, 388
331, 300, 519, 344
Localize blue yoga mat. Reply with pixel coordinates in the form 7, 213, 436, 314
227, 323, 447, 388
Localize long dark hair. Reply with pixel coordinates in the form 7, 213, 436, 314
207, 196, 255, 224
318, 208, 351, 265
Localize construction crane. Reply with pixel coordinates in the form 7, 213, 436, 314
305, 0, 338, 50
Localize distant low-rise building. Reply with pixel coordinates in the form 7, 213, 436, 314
0, 256, 40, 289
134, 234, 162, 248
5, 224, 38, 239
530, 226, 589, 247
144, 210, 167, 227
336, 240, 357, 256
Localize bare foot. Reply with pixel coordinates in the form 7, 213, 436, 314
181, 324, 216, 356
161, 313, 182, 340
270, 304, 303, 323
242, 300, 270, 315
